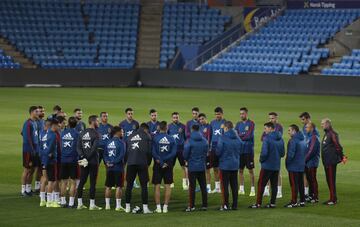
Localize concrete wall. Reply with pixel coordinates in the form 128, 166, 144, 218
1, 69, 360, 96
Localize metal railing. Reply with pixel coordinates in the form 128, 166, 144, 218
183, 6, 286, 71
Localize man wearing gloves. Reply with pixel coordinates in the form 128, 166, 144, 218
76, 115, 101, 211
284, 125, 307, 208
183, 124, 209, 212
216, 121, 242, 211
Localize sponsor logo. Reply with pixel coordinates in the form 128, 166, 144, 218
82, 132, 91, 140
126, 130, 134, 137
172, 134, 180, 140
63, 141, 71, 148
131, 142, 139, 150
62, 133, 74, 140
108, 149, 115, 157
102, 134, 109, 140
159, 137, 170, 144
107, 141, 116, 149
84, 142, 90, 149
130, 134, 142, 141
160, 145, 168, 152
214, 129, 222, 135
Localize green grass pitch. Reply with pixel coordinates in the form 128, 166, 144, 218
0, 87, 359, 227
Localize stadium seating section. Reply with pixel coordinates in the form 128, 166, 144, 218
0, 49, 20, 68
202, 9, 360, 75
0, 0, 139, 68
160, 3, 231, 68
322, 49, 360, 76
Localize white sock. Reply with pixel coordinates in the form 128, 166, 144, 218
90, 199, 95, 208
182, 178, 187, 185
61, 197, 66, 205
126, 203, 131, 210
156, 204, 161, 210
35, 181, 40, 190
69, 197, 75, 206
143, 204, 148, 210
40, 192, 46, 202
47, 193, 52, 202
239, 185, 244, 191
78, 198, 83, 206
105, 198, 110, 207
250, 186, 255, 192
163, 204, 168, 210
25, 184, 31, 193
265, 186, 269, 192
76, 179, 80, 189
278, 186, 282, 193
206, 184, 211, 190
215, 181, 220, 190
54, 192, 60, 202
21, 185, 25, 194
116, 199, 121, 208
305, 187, 309, 195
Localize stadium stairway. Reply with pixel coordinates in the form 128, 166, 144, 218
136, 0, 163, 69
309, 17, 360, 75
0, 36, 36, 68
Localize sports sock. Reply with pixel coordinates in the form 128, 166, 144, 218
35, 181, 40, 190
182, 178, 187, 186
143, 204, 148, 210
278, 186, 282, 193
116, 199, 121, 208
54, 192, 60, 202
305, 187, 309, 195
156, 204, 161, 210
163, 204, 168, 210
206, 184, 211, 190
90, 199, 95, 208
40, 192, 46, 202
126, 203, 131, 210
21, 185, 25, 194
105, 198, 110, 208
61, 197, 66, 205
215, 181, 220, 190
239, 185, 244, 191
25, 184, 31, 193
47, 193, 52, 203
250, 186, 255, 192
78, 198, 83, 206
69, 197, 75, 206
264, 186, 270, 192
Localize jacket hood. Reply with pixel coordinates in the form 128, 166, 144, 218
224, 129, 238, 139
293, 131, 305, 141
268, 131, 282, 141
190, 131, 203, 141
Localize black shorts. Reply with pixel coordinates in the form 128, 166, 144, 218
46, 163, 59, 182
32, 153, 41, 167
239, 153, 255, 170
208, 149, 219, 169
105, 171, 124, 188
152, 163, 173, 185
22, 152, 32, 168
60, 163, 78, 180
173, 145, 185, 167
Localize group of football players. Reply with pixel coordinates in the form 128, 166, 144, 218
20, 105, 347, 213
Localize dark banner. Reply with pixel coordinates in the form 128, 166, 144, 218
287, 0, 360, 9
243, 7, 280, 32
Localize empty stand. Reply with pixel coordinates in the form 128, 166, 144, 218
160, 3, 231, 69
322, 49, 360, 76
0, 0, 139, 69
202, 9, 360, 75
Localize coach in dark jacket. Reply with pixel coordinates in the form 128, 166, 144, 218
183, 125, 209, 211
321, 118, 346, 205
216, 121, 242, 210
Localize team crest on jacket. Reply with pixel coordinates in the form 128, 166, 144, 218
178, 128, 183, 133
108, 128, 111, 133
132, 125, 136, 129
